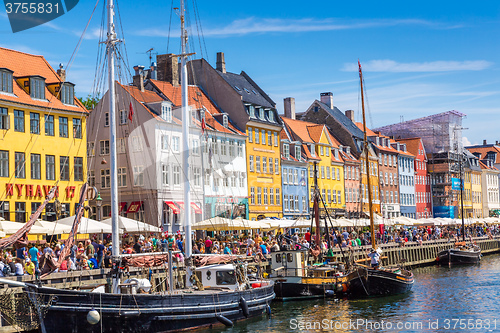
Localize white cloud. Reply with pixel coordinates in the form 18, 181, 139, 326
462, 136, 472, 147
136, 17, 458, 37
343, 59, 493, 72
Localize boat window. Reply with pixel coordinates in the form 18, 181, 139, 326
275, 254, 281, 263
216, 270, 236, 285
287, 253, 293, 262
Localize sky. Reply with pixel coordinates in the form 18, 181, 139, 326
1, 0, 499, 146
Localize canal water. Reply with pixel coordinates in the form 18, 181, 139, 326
215, 254, 500, 332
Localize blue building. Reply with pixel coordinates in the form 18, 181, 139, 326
394, 142, 416, 218
280, 112, 310, 219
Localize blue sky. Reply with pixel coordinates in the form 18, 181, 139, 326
1, 0, 499, 146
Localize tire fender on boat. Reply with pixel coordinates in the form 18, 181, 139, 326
266, 304, 272, 317
216, 314, 233, 327
240, 297, 249, 317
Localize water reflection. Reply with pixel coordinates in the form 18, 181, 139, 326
213, 255, 500, 333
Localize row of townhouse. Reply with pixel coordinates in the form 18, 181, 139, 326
2, 46, 498, 230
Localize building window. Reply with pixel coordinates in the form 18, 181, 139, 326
240, 172, 245, 187
295, 195, 299, 212
104, 112, 109, 127
15, 152, 25, 178
276, 188, 280, 205
283, 169, 288, 185
31, 154, 41, 179
222, 114, 228, 128
133, 166, 144, 186
249, 155, 254, 172
256, 156, 261, 173
74, 157, 83, 181
0, 69, 13, 93
161, 103, 172, 122
295, 146, 301, 159
30, 77, 45, 99
117, 167, 126, 187
46, 155, 55, 180
0, 202, 10, 221
59, 117, 68, 137
288, 169, 293, 184
30, 113, 40, 134
268, 157, 273, 174
100, 140, 110, 155
173, 165, 181, 185
250, 187, 255, 204
61, 83, 74, 105
238, 142, 243, 157
274, 132, 279, 146
264, 187, 268, 205
117, 138, 126, 154
284, 195, 289, 212
257, 187, 262, 205
302, 196, 307, 212
161, 135, 169, 150
73, 118, 82, 138
193, 139, 200, 155
15, 202, 26, 223
255, 129, 259, 144
60, 156, 70, 181
0, 108, 8, 130
119, 110, 127, 125
14, 110, 24, 132
261, 129, 266, 145
131, 136, 143, 152
45, 115, 54, 136
193, 167, 201, 187
275, 159, 279, 174
321, 166, 325, 179
259, 108, 265, 120
221, 139, 227, 155
0, 151, 8, 177
101, 169, 110, 188
270, 188, 274, 205
283, 144, 289, 158
172, 137, 180, 153
88, 170, 95, 187
248, 127, 253, 142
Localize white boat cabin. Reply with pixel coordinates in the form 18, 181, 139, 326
270, 251, 305, 277
195, 264, 238, 290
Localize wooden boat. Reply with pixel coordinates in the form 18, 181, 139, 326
437, 241, 481, 265
346, 61, 414, 298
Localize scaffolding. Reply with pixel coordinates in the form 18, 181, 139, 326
374, 111, 467, 218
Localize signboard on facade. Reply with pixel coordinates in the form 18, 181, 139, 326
451, 178, 461, 190
434, 206, 456, 218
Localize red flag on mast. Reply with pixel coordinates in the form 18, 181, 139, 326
201, 117, 206, 134
128, 101, 134, 122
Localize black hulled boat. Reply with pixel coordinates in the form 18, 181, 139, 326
437, 242, 481, 265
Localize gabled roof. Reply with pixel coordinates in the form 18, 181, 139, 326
0, 47, 87, 113
397, 137, 425, 158
216, 70, 275, 108
466, 145, 500, 164
316, 100, 364, 139
147, 79, 244, 136
302, 144, 321, 161
355, 122, 412, 155
281, 117, 332, 145
119, 82, 173, 123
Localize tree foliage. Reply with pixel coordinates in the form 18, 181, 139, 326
78, 94, 100, 111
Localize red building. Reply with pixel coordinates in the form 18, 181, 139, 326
398, 138, 432, 218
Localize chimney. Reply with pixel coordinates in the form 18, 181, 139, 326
216, 52, 226, 73
57, 63, 66, 81
284, 97, 296, 120
132, 65, 145, 92
320, 92, 333, 109
156, 54, 179, 86
483, 139, 487, 145
150, 62, 157, 80
345, 110, 354, 122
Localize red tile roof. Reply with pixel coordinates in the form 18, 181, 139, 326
467, 146, 500, 164
149, 79, 244, 135
282, 117, 330, 144
0, 47, 87, 113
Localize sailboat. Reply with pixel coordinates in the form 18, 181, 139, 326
0, 0, 274, 331
346, 61, 414, 298
270, 164, 349, 301
437, 155, 481, 265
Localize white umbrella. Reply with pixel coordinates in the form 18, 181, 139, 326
0, 220, 48, 234
57, 215, 113, 234
192, 217, 234, 231
34, 219, 73, 235
233, 217, 271, 230
101, 216, 161, 233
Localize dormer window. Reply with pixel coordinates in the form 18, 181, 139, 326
259, 107, 265, 120
283, 143, 290, 158
295, 146, 301, 159
0, 68, 13, 93
30, 76, 45, 100
247, 105, 255, 118
161, 102, 172, 122
310, 144, 315, 157
60, 83, 74, 105
223, 114, 228, 128
268, 110, 275, 122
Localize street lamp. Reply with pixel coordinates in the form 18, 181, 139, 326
96, 193, 103, 221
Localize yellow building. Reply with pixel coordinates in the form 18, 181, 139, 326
0, 47, 88, 223
281, 117, 345, 217
461, 168, 472, 218
246, 121, 283, 220
359, 146, 381, 216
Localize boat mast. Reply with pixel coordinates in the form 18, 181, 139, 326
313, 162, 320, 247
459, 154, 465, 242
180, 0, 193, 285
107, 0, 120, 293
358, 60, 376, 249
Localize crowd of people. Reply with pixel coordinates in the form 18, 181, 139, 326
1, 223, 499, 276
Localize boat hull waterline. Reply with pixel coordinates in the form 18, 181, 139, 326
31, 283, 274, 332
437, 248, 481, 265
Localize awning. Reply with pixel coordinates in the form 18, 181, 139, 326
165, 201, 180, 214
119, 202, 127, 213
191, 202, 202, 214
176, 202, 185, 210
126, 201, 143, 213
